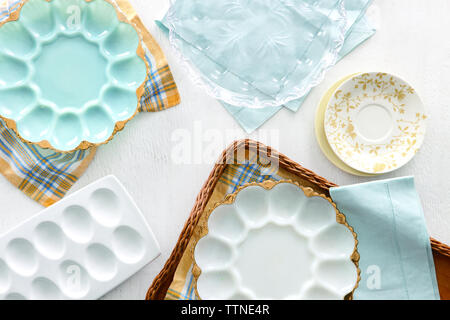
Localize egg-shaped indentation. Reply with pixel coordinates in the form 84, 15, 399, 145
296, 196, 336, 235
5, 238, 38, 276
112, 226, 145, 264
0, 259, 11, 294
103, 86, 137, 121
302, 283, 342, 300
195, 236, 233, 271
82, 106, 115, 143
103, 22, 139, 57
269, 183, 307, 220
59, 260, 90, 299
17, 105, 55, 141
208, 204, 246, 242
52, 0, 86, 33
83, 0, 118, 39
311, 224, 355, 259
5, 292, 27, 300
33, 221, 66, 260
0, 87, 36, 119
0, 54, 28, 86
315, 260, 358, 295
20, 0, 55, 37
0, 21, 36, 57
62, 205, 94, 243
85, 244, 118, 282
31, 277, 62, 300
197, 271, 237, 300
51, 113, 82, 151
234, 186, 268, 226
110, 56, 146, 89
88, 188, 121, 227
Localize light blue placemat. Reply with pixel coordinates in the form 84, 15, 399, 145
330, 177, 440, 300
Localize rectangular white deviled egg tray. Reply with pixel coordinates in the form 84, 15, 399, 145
0, 175, 160, 300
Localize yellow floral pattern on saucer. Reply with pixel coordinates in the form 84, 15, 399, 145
315, 73, 377, 177
324, 72, 427, 174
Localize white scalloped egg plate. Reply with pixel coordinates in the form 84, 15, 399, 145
0, 175, 160, 300
194, 182, 358, 300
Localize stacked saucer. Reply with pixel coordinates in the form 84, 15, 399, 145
315, 72, 427, 176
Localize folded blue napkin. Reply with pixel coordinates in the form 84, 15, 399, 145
330, 177, 440, 300
222, 0, 376, 132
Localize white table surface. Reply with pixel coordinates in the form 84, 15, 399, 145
0, 0, 449, 300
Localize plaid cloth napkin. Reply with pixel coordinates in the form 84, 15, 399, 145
0, 0, 180, 207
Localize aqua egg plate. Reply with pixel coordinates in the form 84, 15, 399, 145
0, 0, 148, 152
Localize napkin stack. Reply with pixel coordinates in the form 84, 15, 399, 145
0, 0, 180, 206
158, 0, 375, 132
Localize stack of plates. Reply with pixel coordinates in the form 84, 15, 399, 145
315, 72, 427, 176
161, 0, 347, 108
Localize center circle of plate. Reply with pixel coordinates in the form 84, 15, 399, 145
33, 35, 108, 110
324, 72, 427, 174
235, 224, 313, 299
355, 103, 394, 141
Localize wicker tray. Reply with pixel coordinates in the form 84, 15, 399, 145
146, 139, 450, 300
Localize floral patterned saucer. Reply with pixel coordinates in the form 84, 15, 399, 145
193, 181, 359, 300
324, 72, 427, 174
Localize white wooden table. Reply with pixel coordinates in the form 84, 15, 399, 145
0, 0, 449, 299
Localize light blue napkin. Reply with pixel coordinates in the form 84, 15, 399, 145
222, 0, 376, 132
330, 177, 440, 300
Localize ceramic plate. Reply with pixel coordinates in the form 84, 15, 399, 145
0, 0, 148, 152
324, 72, 427, 174
162, 0, 347, 108
0, 175, 160, 300
193, 180, 359, 300
315, 73, 377, 177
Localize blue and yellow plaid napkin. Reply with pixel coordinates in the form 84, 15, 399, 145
0, 0, 180, 206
